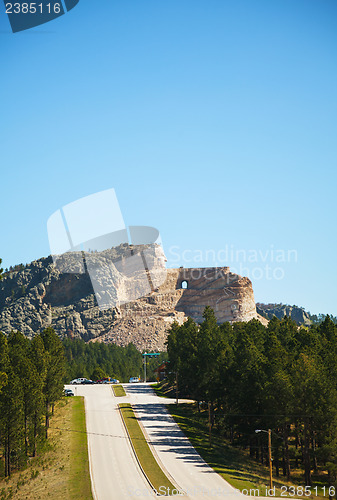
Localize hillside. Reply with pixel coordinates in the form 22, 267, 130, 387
256, 302, 312, 325
0, 246, 261, 350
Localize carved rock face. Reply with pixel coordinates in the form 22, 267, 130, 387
172, 267, 257, 324
0, 250, 260, 351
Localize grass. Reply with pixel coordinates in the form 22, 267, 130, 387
68, 397, 93, 499
112, 384, 126, 397
152, 381, 176, 399
119, 403, 177, 495
167, 403, 327, 499
0, 397, 93, 500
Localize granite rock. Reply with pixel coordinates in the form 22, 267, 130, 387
0, 246, 262, 350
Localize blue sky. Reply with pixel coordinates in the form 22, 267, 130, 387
1, 0, 336, 315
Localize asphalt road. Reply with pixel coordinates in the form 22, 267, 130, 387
125, 383, 242, 500
65, 384, 153, 500
65, 383, 244, 500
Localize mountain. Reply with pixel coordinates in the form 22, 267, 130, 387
0, 246, 262, 350
256, 303, 312, 326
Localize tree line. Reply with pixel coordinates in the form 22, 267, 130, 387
63, 338, 143, 382
0, 329, 166, 478
310, 313, 337, 325
166, 307, 337, 488
0, 328, 65, 477
63, 338, 167, 383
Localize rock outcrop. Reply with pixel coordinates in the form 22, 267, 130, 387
256, 303, 312, 326
0, 245, 261, 350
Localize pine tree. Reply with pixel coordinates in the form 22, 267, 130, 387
30, 334, 47, 456
0, 372, 7, 392
40, 328, 66, 438
7, 331, 43, 458
0, 333, 24, 477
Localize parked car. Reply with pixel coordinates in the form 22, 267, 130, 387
129, 377, 140, 383
97, 377, 120, 384
82, 379, 94, 384
70, 377, 87, 384
103, 378, 120, 384
64, 389, 74, 397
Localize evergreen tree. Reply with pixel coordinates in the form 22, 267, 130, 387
7, 331, 45, 458
0, 372, 7, 392
166, 318, 201, 401
91, 366, 106, 381
40, 328, 66, 438
30, 334, 47, 456
0, 333, 24, 477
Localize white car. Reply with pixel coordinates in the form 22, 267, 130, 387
129, 377, 140, 383
70, 377, 87, 384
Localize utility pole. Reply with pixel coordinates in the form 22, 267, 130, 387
208, 402, 212, 445
268, 429, 273, 490
144, 352, 147, 383
255, 429, 273, 490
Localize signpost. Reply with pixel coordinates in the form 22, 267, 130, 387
142, 352, 160, 382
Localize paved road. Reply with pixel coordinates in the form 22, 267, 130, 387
65, 384, 153, 500
66, 383, 244, 500
125, 383, 242, 500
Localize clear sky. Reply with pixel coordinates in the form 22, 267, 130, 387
1, 0, 336, 315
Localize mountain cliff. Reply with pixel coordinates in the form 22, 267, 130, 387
0, 246, 262, 350
256, 303, 312, 326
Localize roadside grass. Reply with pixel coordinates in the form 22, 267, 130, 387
113, 384, 126, 397
0, 397, 92, 500
69, 397, 93, 499
152, 381, 176, 399
119, 403, 177, 495
167, 403, 327, 499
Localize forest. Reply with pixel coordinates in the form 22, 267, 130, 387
62, 338, 167, 382
0, 329, 165, 479
166, 308, 337, 489
0, 328, 65, 477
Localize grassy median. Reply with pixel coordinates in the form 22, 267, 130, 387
0, 397, 92, 500
119, 403, 177, 495
112, 384, 126, 397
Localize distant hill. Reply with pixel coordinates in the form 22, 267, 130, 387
256, 303, 311, 325
256, 303, 337, 326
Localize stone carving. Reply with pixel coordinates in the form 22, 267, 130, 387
0, 246, 263, 350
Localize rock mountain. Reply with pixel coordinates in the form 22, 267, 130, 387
0, 245, 264, 350
256, 303, 312, 326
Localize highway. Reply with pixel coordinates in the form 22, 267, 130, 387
125, 383, 242, 500
65, 384, 153, 500
66, 383, 244, 500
